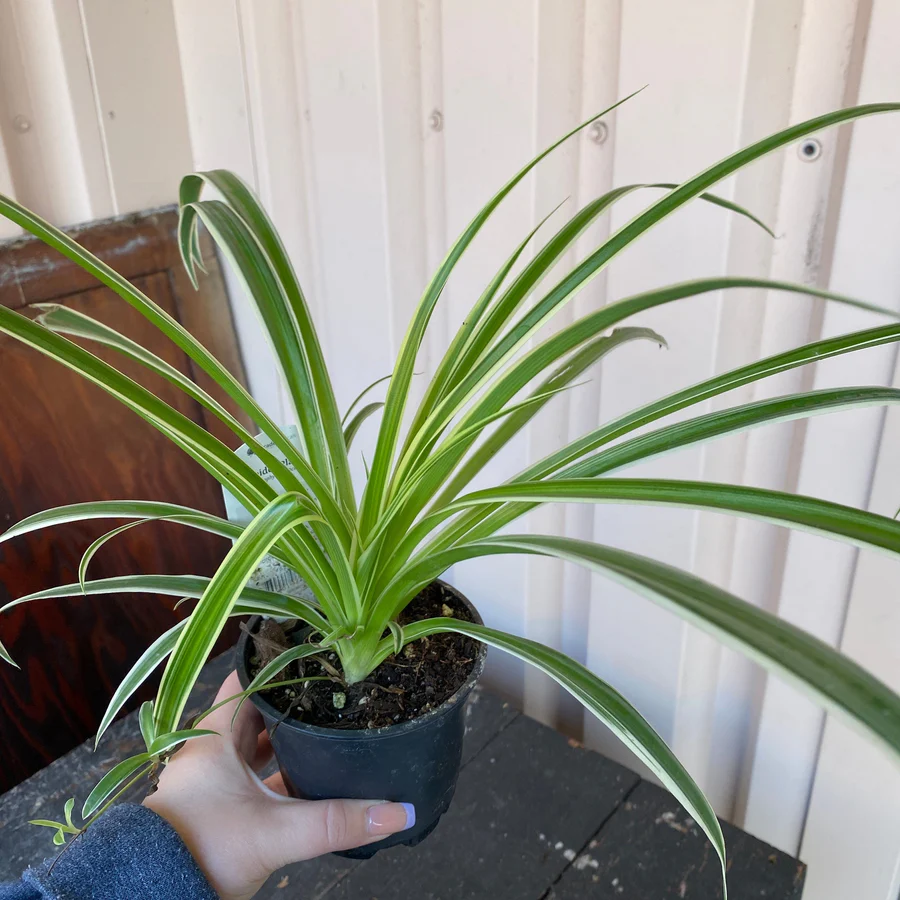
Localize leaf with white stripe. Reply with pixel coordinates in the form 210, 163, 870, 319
82, 754, 152, 819
149, 729, 218, 757
154, 494, 322, 733
394, 617, 727, 895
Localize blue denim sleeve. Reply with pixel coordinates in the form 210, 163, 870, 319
0, 804, 218, 900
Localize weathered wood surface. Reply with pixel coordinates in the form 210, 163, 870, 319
0, 652, 805, 898
547, 780, 806, 899
0, 207, 248, 791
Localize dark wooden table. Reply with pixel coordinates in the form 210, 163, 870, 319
0, 652, 805, 898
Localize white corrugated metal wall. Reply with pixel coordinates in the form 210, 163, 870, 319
1, 2, 899, 896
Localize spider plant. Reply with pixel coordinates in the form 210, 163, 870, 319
3, 95, 900, 892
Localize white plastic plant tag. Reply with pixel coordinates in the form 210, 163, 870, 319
221, 425, 302, 526
221, 425, 316, 607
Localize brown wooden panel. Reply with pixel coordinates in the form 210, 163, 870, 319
0, 208, 249, 790
0, 212, 174, 310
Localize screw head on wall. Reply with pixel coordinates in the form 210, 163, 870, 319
798, 138, 822, 162
12, 115, 31, 134
587, 121, 608, 145
428, 110, 443, 132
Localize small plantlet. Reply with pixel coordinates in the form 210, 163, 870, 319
3, 96, 900, 892
29, 798, 81, 848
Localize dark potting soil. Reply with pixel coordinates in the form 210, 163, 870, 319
245, 582, 480, 730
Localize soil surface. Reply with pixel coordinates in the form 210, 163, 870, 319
245, 582, 480, 729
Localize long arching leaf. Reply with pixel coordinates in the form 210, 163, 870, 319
342, 373, 392, 425
180, 171, 354, 517
154, 494, 325, 733
381, 535, 900, 768
79, 519, 157, 593
343, 402, 384, 449
82, 754, 152, 819
435, 385, 900, 553
397, 278, 897, 503
387, 617, 727, 894
0, 305, 275, 517
98, 624, 183, 748
567, 387, 900, 479
183, 202, 332, 488
0, 192, 306, 484
493, 536, 900, 763
1, 500, 243, 544
34, 303, 310, 499
0, 575, 327, 629
94, 593, 315, 749
446, 478, 900, 557
359, 90, 645, 537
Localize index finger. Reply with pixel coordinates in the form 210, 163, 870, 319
196, 670, 267, 763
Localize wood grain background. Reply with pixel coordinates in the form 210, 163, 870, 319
0, 208, 246, 790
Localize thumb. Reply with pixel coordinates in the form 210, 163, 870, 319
252, 793, 416, 868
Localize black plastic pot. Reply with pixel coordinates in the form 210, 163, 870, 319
235, 580, 487, 857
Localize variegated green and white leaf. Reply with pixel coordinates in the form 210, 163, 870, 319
154, 494, 323, 734
81, 755, 152, 819
138, 701, 156, 750
389, 618, 727, 894
149, 729, 218, 757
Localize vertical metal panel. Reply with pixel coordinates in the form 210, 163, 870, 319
417, 0, 448, 374
437, 0, 536, 700
3, 1, 900, 890
672, 0, 805, 815
239, 0, 321, 427
583, 0, 755, 771
373, 2, 429, 361
560, 0, 623, 739
522, 0, 587, 729
747, 0, 900, 887
172, 0, 285, 421
77, 0, 193, 212
800, 351, 900, 900
738, 0, 881, 853
0, 0, 111, 222
294, 1, 395, 431
172, 0, 255, 179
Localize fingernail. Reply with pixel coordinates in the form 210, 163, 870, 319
366, 802, 416, 835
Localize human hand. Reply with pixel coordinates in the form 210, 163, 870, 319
143, 671, 415, 900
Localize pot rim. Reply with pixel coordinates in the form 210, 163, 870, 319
235, 579, 487, 742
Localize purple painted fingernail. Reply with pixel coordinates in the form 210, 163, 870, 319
366, 802, 416, 835
399, 802, 416, 830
